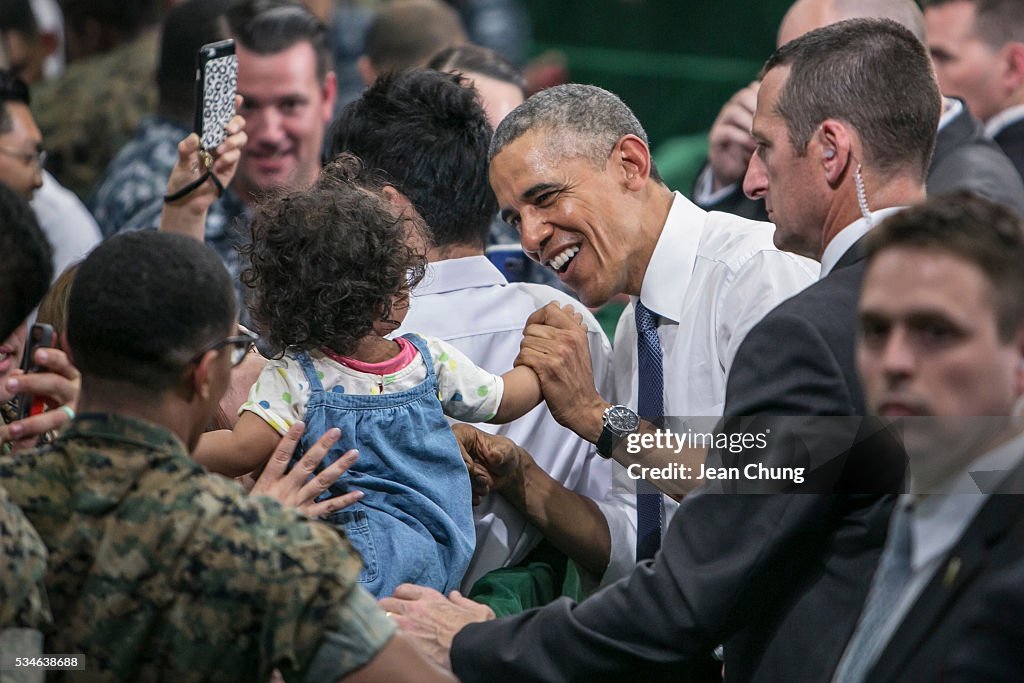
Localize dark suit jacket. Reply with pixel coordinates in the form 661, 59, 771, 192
449, 241, 901, 682
864, 462, 1024, 682
943, 554, 1024, 682
993, 117, 1024, 183
697, 102, 1024, 220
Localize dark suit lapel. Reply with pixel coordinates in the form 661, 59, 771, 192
832, 234, 869, 272
867, 462, 1024, 681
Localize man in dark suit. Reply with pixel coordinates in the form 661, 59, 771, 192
827, 193, 1024, 683
379, 19, 932, 682
923, 0, 1024, 181
695, 0, 1024, 219
943, 557, 1024, 682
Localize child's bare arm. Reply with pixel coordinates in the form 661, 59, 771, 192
489, 365, 543, 423
193, 411, 283, 477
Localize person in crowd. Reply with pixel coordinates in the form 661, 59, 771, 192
355, 0, 467, 87
329, 68, 634, 597
473, 78, 816, 561
117, 0, 337, 287
923, 0, 1024, 179
0, 226, 455, 682
89, 0, 236, 237
425, 44, 569, 292
29, 0, 164, 198
0, 66, 99, 280
824, 192, 1024, 682
693, 0, 1024, 220
194, 155, 546, 598
380, 19, 931, 681
0, 68, 41, 201
427, 44, 524, 130
0, 181, 53, 668
0, 0, 54, 85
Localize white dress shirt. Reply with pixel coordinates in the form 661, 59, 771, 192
612, 192, 818, 523
398, 256, 637, 590
31, 170, 101, 280
984, 104, 1024, 138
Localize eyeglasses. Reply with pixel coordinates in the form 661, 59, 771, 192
190, 326, 260, 367
0, 147, 47, 169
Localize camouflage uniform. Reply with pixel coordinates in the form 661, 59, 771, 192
0, 484, 49, 630
31, 31, 160, 200
89, 116, 189, 238
0, 413, 395, 682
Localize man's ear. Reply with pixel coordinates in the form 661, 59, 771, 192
817, 119, 855, 187
321, 71, 338, 123
1002, 42, 1024, 93
189, 350, 217, 402
614, 134, 653, 191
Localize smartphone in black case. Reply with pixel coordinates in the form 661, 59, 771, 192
194, 39, 238, 152
15, 323, 56, 421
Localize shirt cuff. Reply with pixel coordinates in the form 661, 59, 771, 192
305, 587, 398, 680
593, 466, 638, 586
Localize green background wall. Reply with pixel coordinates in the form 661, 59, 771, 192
522, 0, 794, 152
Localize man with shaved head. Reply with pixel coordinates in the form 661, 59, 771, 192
694, 0, 1024, 219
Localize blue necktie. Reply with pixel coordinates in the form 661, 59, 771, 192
831, 504, 914, 683
634, 301, 664, 560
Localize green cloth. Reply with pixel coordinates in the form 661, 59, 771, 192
468, 540, 593, 617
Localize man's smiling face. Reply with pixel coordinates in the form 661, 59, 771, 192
489, 129, 646, 307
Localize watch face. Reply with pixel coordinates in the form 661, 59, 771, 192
607, 406, 640, 434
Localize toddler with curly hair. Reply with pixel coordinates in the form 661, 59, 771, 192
194, 156, 546, 597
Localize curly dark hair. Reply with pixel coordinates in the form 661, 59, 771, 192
241, 154, 427, 357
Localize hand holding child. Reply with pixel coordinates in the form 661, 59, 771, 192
249, 421, 363, 518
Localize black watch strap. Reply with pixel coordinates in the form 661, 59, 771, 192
597, 424, 616, 458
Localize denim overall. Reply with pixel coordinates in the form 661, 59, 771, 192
292, 334, 475, 598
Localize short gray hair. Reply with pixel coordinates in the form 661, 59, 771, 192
489, 84, 651, 168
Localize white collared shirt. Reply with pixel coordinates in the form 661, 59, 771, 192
938, 96, 964, 133
985, 104, 1024, 138
612, 192, 818, 523
819, 206, 905, 278
398, 256, 637, 589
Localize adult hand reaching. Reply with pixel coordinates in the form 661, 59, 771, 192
378, 584, 495, 671
249, 421, 363, 517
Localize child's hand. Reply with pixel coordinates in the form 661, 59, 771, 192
249, 421, 363, 517
516, 301, 605, 442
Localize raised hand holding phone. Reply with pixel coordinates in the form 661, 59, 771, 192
163, 39, 239, 205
